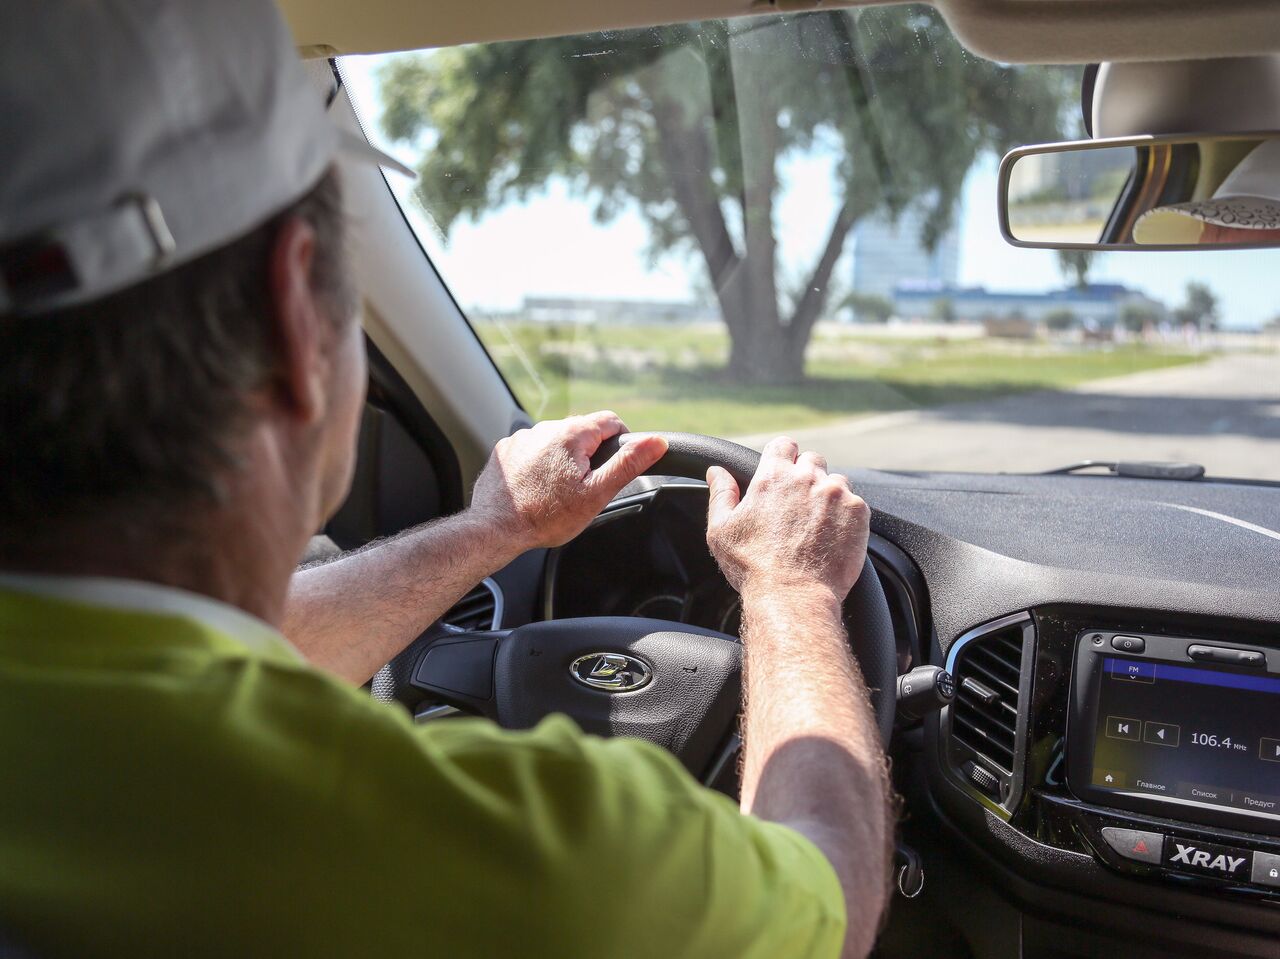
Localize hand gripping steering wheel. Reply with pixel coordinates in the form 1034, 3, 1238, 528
411, 432, 896, 781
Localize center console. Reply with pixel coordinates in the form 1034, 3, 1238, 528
933, 605, 1280, 937
1066, 629, 1280, 890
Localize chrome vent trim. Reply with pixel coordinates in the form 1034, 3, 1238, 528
441, 577, 503, 632
943, 611, 1034, 814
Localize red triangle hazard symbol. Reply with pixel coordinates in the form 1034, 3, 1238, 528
1132, 839, 1149, 855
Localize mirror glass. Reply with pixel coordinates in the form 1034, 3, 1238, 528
1001, 133, 1280, 249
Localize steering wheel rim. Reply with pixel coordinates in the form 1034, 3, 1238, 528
590, 431, 897, 747
410, 431, 896, 780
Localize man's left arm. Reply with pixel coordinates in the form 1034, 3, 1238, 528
283, 412, 667, 684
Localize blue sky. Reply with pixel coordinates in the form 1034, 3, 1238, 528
341, 54, 1279, 330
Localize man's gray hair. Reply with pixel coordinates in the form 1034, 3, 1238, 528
0, 167, 355, 538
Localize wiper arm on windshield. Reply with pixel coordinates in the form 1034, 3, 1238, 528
1043, 460, 1206, 481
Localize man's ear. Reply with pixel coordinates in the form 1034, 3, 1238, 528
268, 216, 327, 425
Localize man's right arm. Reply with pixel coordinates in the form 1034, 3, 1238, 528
706, 438, 893, 959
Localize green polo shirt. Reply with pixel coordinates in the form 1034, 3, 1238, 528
0, 577, 844, 958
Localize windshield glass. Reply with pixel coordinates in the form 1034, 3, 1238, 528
342, 5, 1280, 480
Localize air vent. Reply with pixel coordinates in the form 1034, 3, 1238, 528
945, 612, 1033, 811
441, 579, 503, 632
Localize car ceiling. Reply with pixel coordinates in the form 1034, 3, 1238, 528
280, 0, 1280, 64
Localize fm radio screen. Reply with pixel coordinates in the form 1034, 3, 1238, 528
1089, 657, 1280, 826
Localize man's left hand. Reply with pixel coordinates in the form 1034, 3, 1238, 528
471, 411, 668, 551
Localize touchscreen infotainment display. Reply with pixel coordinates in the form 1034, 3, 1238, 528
1087, 656, 1280, 827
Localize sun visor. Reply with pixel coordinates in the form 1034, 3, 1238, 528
1092, 56, 1280, 138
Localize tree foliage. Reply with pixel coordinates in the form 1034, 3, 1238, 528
1056, 249, 1095, 289
1119, 303, 1160, 334
931, 297, 958, 324
378, 7, 1077, 382
843, 292, 894, 324
1174, 281, 1219, 331
1044, 308, 1077, 332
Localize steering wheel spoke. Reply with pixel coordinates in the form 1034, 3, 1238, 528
411, 631, 508, 719
413, 618, 741, 778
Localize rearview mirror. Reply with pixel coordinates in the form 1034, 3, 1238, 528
998, 132, 1280, 250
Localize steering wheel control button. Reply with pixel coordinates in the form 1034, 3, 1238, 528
1251, 851, 1280, 887
415, 636, 500, 700
1111, 635, 1146, 653
569, 652, 652, 692
1187, 644, 1266, 668
1164, 837, 1253, 881
1105, 716, 1142, 742
1100, 827, 1163, 865
1143, 721, 1181, 748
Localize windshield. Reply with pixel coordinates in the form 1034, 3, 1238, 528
342, 6, 1280, 480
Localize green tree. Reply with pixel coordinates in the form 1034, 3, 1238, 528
1119, 302, 1160, 334
1056, 249, 1095, 289
1174, 282, 1219, 331
931, 297, 957, 324
843, 292, 894, 324
1044, 308, 1077, 332
378, 8, 1075, 383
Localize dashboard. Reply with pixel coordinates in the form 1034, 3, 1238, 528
527, 468, 1280, 958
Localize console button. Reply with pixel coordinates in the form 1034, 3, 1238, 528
1105, 716, 1142, 741
1163, 836, 1253, 881
1252, 851, 1280, 888
1100, 827, 1163, 865
1187, 644, 1265, 668
1111, 635, 1146, 653
1232, 792, 1280, 815
1143, 721, 1181, 747
1109, 660, 1155, 683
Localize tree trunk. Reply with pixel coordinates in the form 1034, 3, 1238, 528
724, 308, 806, 384
645, 34, 859, 387
720, 34, 798, 385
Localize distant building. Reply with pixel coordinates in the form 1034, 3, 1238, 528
891, 282, 1166, 328
851, 205, 960, 301
518, 296, 716, 324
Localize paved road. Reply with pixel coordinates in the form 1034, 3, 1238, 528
732, 352, 1280, 480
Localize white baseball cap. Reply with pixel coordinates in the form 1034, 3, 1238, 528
1134, 138, 1280, 244
0, 0, 412, 316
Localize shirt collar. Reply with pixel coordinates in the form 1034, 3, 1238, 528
0, 573, 304, 662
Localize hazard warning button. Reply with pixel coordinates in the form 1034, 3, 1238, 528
1101, 826, 1164, 865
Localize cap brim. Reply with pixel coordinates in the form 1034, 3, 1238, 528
336, 129, 417, 180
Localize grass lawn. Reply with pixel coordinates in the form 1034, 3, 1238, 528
472, 320, 1208, 437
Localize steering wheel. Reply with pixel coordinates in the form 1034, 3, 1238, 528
410, 432, 897, 781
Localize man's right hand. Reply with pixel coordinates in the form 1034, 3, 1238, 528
705, 436, 870, 603
705, 436, 889, 959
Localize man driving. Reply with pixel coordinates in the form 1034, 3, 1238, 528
0, 2, 891, 957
